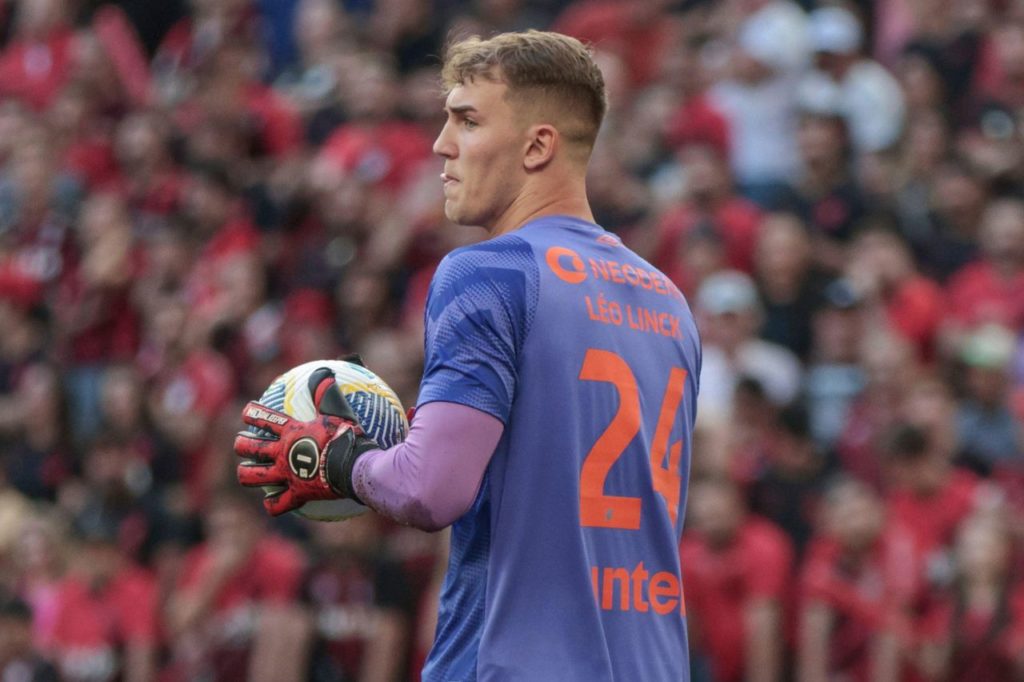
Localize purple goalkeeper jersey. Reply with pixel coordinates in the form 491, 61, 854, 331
418, 216, 701, 681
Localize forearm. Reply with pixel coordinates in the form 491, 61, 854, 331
798, 602, 833, 682
745, 599, 782, 682
351, 402, 503, 531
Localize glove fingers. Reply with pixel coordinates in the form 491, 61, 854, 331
237, 460, 286, 487
234, 432, 277, 460
308, 368, 360, 423
240, 401, 291, 435
263, 487, 300, 516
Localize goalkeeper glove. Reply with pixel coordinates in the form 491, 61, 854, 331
235, 367, 378, 516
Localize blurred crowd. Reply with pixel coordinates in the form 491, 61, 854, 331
0, 0, 1021, 680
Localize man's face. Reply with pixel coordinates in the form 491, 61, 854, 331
433, 77, 525, 231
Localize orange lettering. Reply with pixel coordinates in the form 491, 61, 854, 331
602, 567, 631, 611
632, 562, 650, 613
546, 246, 586, 284
589, 258, 610, 280
650, 572, 680, 615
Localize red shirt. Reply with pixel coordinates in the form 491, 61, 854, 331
801, 530, 919, 682
835, 397, 900, 491
887, 469, 980, 558
917, 582, 1024, 681
186, 212, 260, 316
654, 198, 762, 287
320, 122, 433, 192
0, 29, 74, 110
885, 275, 945, 362
175, 535, 305, 680
50, 566, 158, 681
63, 134, 119, 189
55, 250, 143, 365
665, 93, 730, 157
679, 518, 793, 682
946, 261, 1024, 331
553, 0, 678, 86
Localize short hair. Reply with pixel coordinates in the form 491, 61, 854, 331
441, 30, 607, 149
882, 423, 930, 462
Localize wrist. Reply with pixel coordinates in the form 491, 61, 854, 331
323, 428, 378, 504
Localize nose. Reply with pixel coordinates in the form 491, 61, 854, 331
433, 120, 456, 159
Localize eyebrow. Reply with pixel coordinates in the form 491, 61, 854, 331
445, 104, 478, 115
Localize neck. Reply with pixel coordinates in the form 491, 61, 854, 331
490, 173, 594, 236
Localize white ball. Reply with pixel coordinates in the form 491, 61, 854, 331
251, 359, 409, 521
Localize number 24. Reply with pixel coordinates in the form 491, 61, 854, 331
578, 349, 687, 530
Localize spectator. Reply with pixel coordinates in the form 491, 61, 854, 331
802, 278, 867, 449
845, 217, 945, 362
797, 477, 917, 682
916, 157, 987, 282
882, 424, 985, 603
0, 0, 74, 111
653, 143, 763, 285
56, 192, 142, 444
917, 513, 1024, 680
9, 513, 68, 652
834, 332, 918, 489
0, 593, 58, 682
957, 324, 1024, 473
111, 111, 184, 222
709, 0, 808, 206
553, 0, 683, 88
750, 404, 832, 559
782, 79, 867, 271
49, 514, 158, 682
802, 6, 905, 154
945, 197, 1024, 337
754, 211, 828, 360
164, 487, 307, 681
900, 373, 964, 473
680, 477, 793, 682
695, 269, 803, 417
0, 362, 72, 501
301, 513, 414, 682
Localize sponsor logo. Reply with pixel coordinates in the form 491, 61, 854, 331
247, 406, 289, 426
590, 561, 686, 616
288, 438, 320, 479
544, 246, 681, 299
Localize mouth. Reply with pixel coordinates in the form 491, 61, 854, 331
441, 172, 459, 187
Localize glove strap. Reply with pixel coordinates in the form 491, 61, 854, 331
324, 429, 379, 505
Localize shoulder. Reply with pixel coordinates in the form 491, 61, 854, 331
433, 235, 535, 282
428, 236, 539, 315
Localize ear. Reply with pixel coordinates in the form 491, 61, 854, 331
523, 124, 557, 171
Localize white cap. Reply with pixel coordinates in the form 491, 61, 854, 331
807, 6, 862, 55
796, 71, 845, 117
697, 270, 760, 315
738, 1, 809, 72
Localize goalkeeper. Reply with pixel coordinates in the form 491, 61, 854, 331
236, 29, 701, 682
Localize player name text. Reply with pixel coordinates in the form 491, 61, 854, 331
585, 295, 683, 339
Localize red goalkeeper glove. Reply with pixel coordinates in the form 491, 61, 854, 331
234, 367, 378, 516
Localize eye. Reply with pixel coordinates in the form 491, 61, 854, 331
463, 118, 478, 129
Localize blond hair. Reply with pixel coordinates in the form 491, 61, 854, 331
441, 30, 607, 149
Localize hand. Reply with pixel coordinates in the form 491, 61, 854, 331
234, 367, 379, 516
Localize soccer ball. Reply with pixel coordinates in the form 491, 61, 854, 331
251, 359, 409, 521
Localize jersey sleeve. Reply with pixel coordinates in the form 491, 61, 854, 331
416, 237, 538, 424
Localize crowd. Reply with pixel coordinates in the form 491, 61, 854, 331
0, 0, 1021, 680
